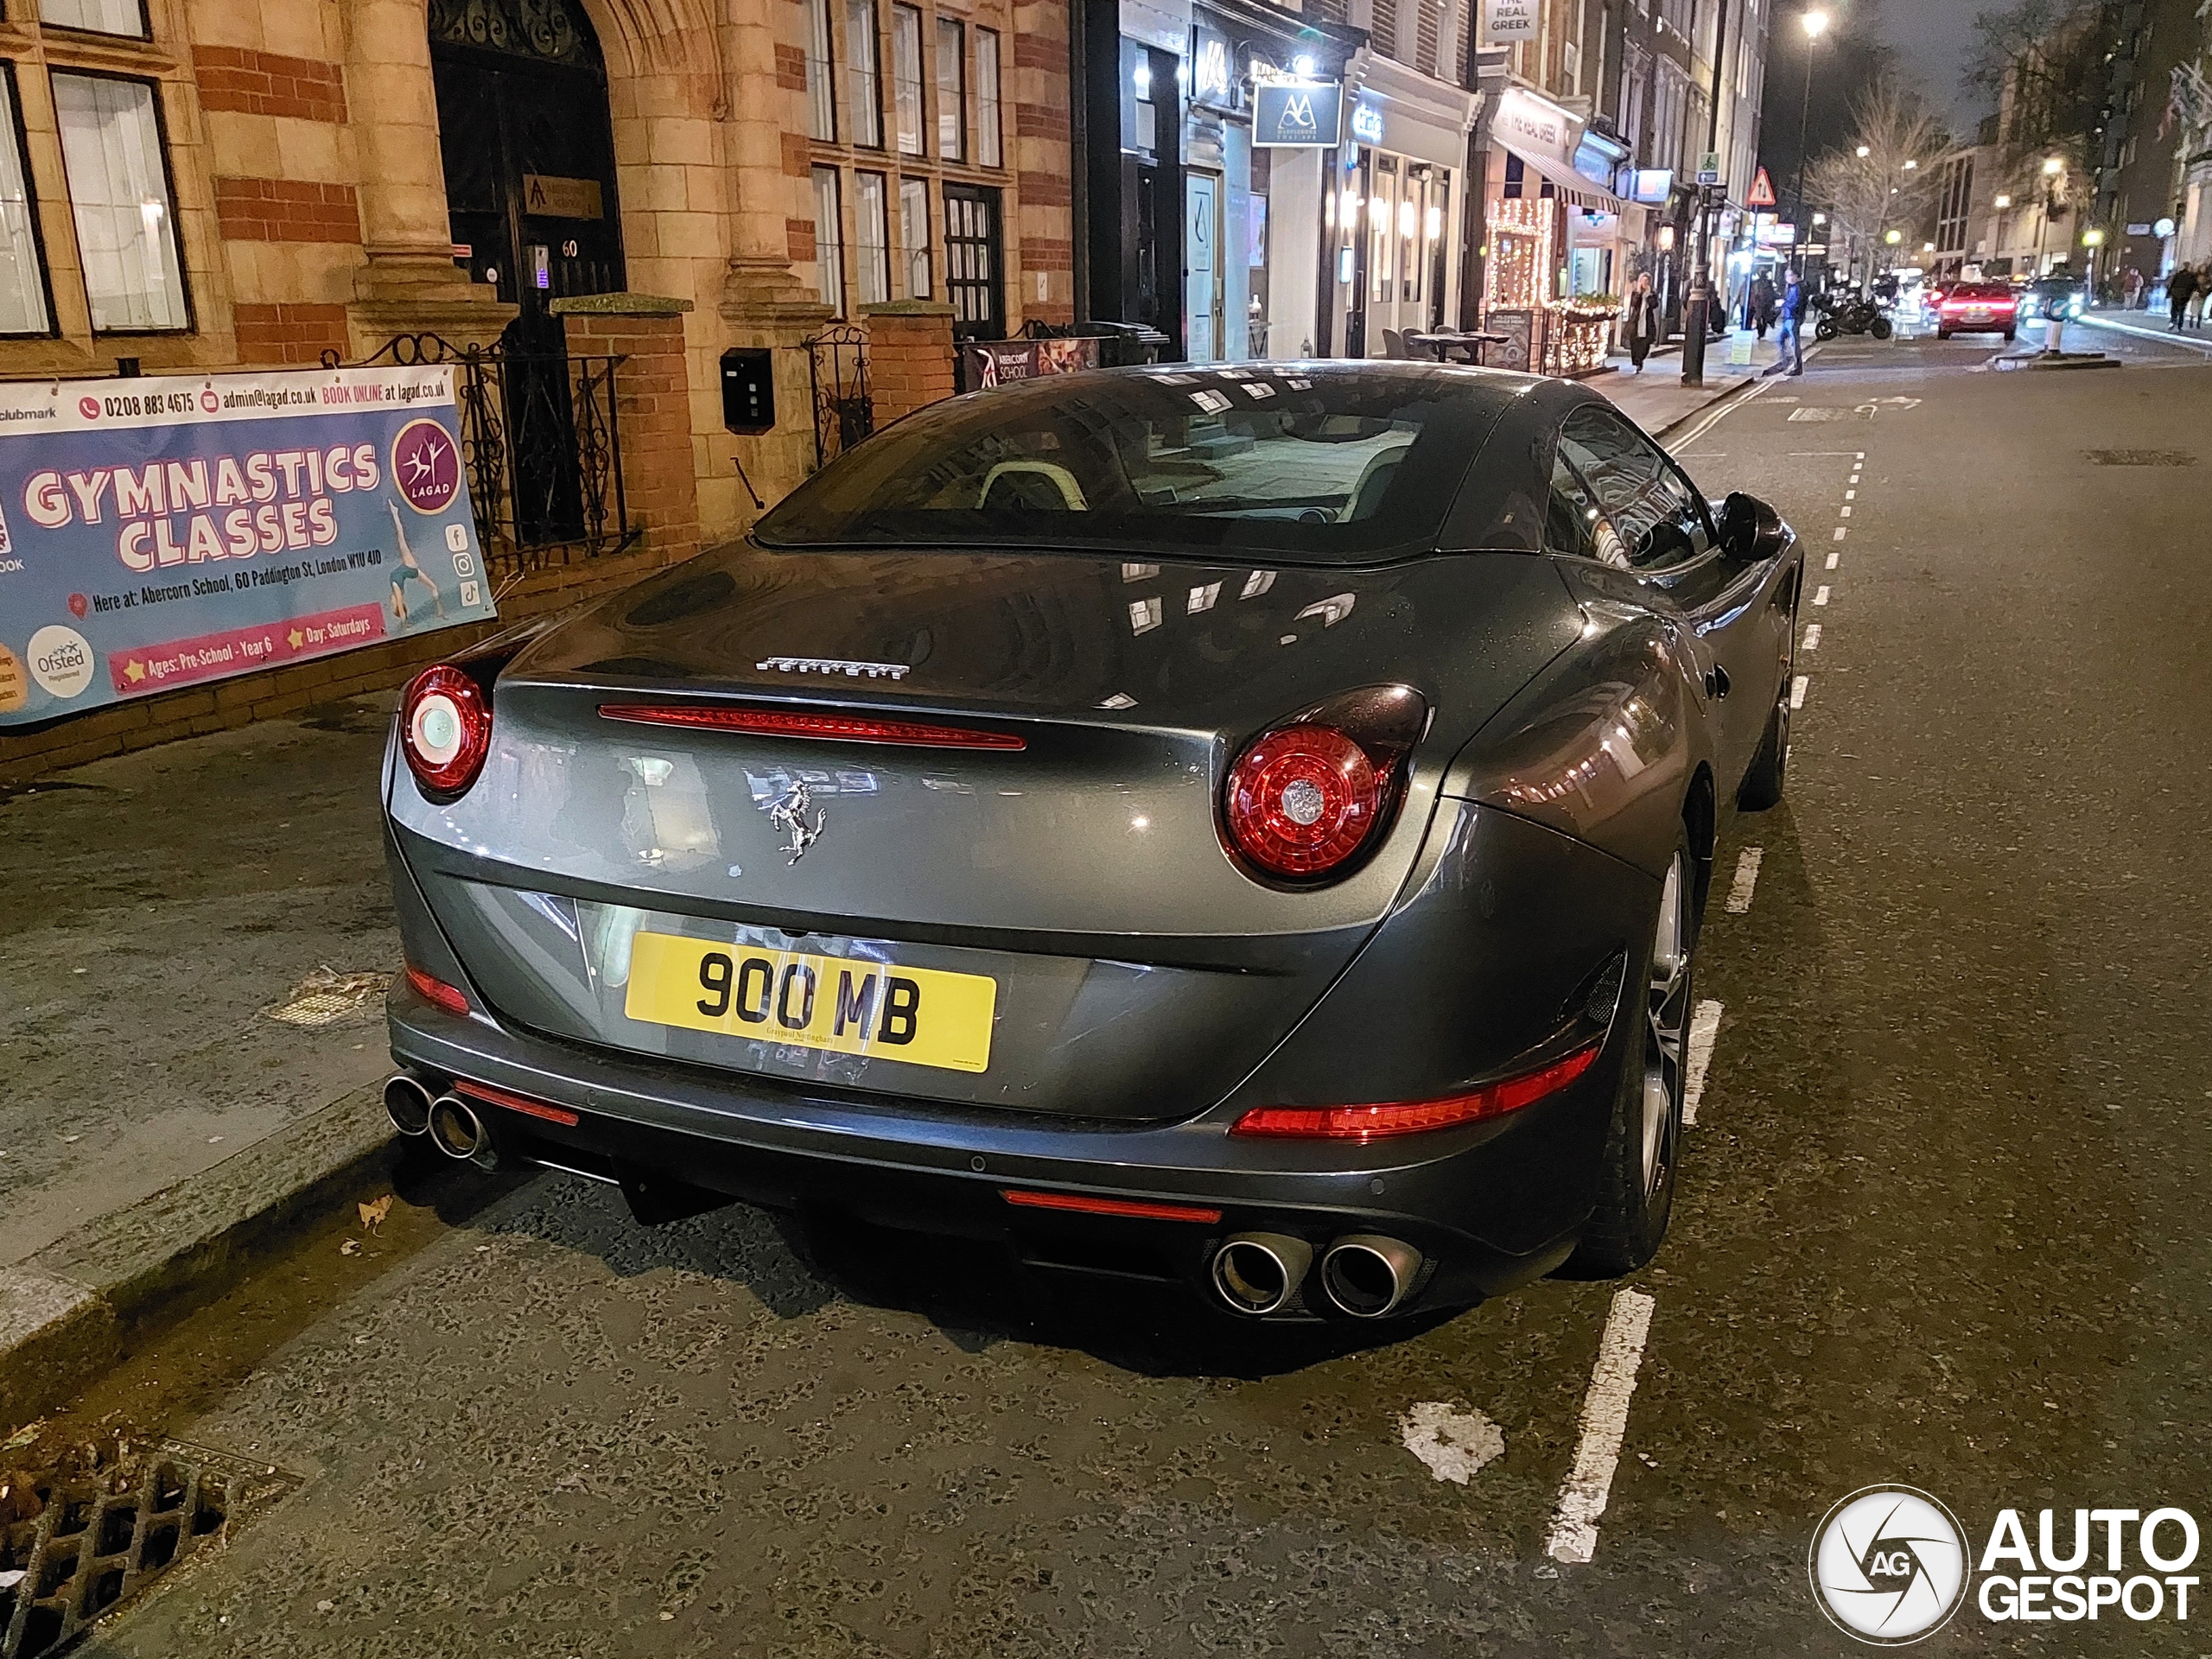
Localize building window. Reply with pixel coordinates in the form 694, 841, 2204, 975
0, 71, 51, 335
892, 5, 924, 156
899, 175, 930, 296
53, 73, 187, 333
936, 17, 965, 162
811, 163, 845, 312
805, 0, 836, 141
855, 169, 889, 304
944, 181, 1001, 339
847, 0, 883, 148
40, 0, 148, 39
975, 29, 1001, 168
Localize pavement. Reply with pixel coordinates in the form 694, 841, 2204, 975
1594, 330, 1787, 439
16, 325, 2212, 1655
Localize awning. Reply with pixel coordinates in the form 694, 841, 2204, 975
1503, 143, 1627, 214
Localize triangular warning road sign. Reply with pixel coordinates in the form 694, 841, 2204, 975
1747, 167, 1778, 208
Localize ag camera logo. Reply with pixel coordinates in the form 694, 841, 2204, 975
1810, 1486, 1971, 1645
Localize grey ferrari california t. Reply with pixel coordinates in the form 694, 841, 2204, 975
378, 361, 1799, 1322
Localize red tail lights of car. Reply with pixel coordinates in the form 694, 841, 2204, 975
404, 963, 471, 1017
598, 702, 1025, 751
400, 664, 492, 796
455, 1078, 581, 1128
1231, 1042, 1602, 1140
1223, 684, 1428, 881
1000, 1189, 1224, 1224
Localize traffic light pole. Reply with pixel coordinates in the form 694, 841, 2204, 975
1682, 0, 1734, 387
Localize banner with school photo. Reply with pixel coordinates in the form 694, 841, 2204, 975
0, 364, 495, 728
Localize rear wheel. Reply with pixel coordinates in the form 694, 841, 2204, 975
1738, 632, 1795, 810
1871, 316, 1893, 340
2003, 327, 2017, 341
1814, 317, 1839, 341
1936, 327, 1951, 340
1566, 829, 1696, 1277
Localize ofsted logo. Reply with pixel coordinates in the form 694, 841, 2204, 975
1812, 1488, 2201, 1643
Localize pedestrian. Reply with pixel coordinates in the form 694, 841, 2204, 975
1763, 267, 1806, 377
2167, 264, 2198, 330
2125, 264, 2145, 309
1750, 272, 1777, 340
2191, 272, 2208, 330
1624, 273, 1659, 373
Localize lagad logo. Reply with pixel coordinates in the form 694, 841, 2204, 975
1812, 1488, 2204, 1643
391, 417, 461, 514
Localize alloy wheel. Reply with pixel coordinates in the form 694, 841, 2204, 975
1642, 852, 1693, 1197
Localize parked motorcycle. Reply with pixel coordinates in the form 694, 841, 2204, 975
1811, 294, 1893, 341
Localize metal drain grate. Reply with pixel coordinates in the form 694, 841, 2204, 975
264, 967, 391, 1028
2084, 448, 2196, 467
0, 1440, 296, 1658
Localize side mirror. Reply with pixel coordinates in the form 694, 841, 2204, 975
1718, 490, 1787, 563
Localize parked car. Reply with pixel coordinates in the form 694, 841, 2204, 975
379, 364, 1802, 1323
1936, 282, 2019, 340
2019, 275, 2088, 323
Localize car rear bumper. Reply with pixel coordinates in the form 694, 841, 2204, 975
385, 976, 1625, 1318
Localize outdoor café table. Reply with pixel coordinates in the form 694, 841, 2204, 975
1404, 330, 1511, 365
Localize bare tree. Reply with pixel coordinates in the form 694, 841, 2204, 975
1803, 80, 1952, 270
1967, 0, 2106, 172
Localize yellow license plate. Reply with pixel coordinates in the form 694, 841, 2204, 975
624, 931, 997, 1073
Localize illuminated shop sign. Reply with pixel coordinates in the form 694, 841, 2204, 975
1350, 100, 1384, 143
1253, 78, 1344, 146
1190, 25, 1235, 108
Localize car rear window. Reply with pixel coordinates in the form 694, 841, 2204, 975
753, 365, 1516, 563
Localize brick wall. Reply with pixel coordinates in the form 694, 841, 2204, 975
233, 302, 350, 365
861, 300, 957, 425
214, 178, 362, 245
194, 45, 349, 124
0, 544, 695, 790
553, 296, 702, 569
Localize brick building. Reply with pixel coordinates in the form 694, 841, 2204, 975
0, 0, 1071, 783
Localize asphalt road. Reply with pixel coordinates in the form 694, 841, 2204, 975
49, 326, 2212, 1657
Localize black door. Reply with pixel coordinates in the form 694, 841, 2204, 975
944, 183, 1006, 341
429, 0, 624, 543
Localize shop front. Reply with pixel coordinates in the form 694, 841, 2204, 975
1478, 86, 1625, 375
1314, 54, 1479, 359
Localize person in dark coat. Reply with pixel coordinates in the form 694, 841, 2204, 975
1624, 274, 1660, 373
2168, 264, 2199, 330
1749, 273, 1777, 340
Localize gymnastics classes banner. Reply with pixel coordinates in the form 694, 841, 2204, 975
0, 364, 495, 727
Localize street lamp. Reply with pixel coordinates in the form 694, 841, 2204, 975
1857, 145, 1871, 158
1993, 194, 2011, 208
1903, 159, 1918, 170
2043, 156, 2064, 176
1792, 10, 1831, 278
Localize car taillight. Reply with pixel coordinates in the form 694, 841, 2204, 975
404, 963, 470, 1016
1222, 685, 1427, 881
400, 664, 492, 796
1232, 1042, 1603, 1139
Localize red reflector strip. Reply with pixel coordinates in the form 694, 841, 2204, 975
1231, 1042, 1603, 1141
1001, 1189, 1224, 1224
404, 964, 469, 1017
599, 702, 1025, 751
454, 1079, 582, 1128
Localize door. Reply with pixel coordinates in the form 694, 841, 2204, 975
1185, 171, 1220, 362
944, 183, 1006, 340
429, 0, 624, 545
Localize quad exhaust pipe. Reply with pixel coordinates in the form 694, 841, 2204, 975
426, 1092, 499, 1167
1209, 1230, 1425, 1318
383, 1073, 433, 1137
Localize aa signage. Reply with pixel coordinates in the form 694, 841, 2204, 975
1253, 78, 1343, 147
0, 365, 494, 727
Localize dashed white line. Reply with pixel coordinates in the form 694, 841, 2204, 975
1831, 526, 1847, 541
1790, 675, 1809, 709
1855, 450, 1866, 460
1813, 585, 1831, 605
1724, 849, 1764, 913
1683, 999, 1725, 1123
1543, 1288, 1658, 1565
1825, 550, 1840, 569
1844, 489, 1856, 500
1839, 505, 1852, 518
1802, 622, 1821, 651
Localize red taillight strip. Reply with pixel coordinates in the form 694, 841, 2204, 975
1001, 1189, 1224, 1224
1231, 1042, 1603, 1141
454, 1079, 582, 1128
404, 964, 470, 1017
599, 702, 1025, 751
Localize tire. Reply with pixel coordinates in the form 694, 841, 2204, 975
1936, 327, 1951, 340
1870, 316, 1893, 340
1566, 827, 1697, 1277
2003, 328, 2017, 342
1814, 317, 1839, 341
1738, 660, 1792, 810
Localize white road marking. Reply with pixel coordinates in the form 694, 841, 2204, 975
1840, 505, 1852, 517
1831, 525, 1847, 541
1790, 675, 1809, 709
1543, 1289, 1657, 1565
1401, 1403, 1506, 1484
1813, 585, 1831, 605
1683, 999, 1725, 1124
1802, 622, 1821, 651
1844, 489, 1856, 499
1825, 550, 1840, 569
1666, 374, 1780, 454
1856, 450, 1866, 459
1724, 849, 1763, 913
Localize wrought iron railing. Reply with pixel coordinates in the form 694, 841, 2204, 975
322, 333, 632, 578
803, 322, 872, 469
